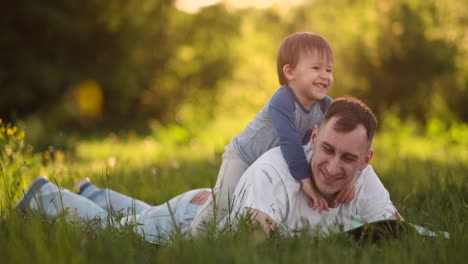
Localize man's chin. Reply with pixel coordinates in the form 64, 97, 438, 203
315, 183, 336, 198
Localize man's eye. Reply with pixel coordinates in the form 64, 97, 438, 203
343, 156, 356, 163
312, 66, 320, 70
322, 146, 333, 153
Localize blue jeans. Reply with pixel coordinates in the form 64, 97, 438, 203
28, 180, 209, 243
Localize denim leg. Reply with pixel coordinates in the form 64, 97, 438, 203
127, 188, 209, 243
79, 182, 151, 217
30, 181, 109, 227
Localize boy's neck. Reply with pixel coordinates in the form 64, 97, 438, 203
287, 85, 317, 110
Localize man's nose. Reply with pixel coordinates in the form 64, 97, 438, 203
326, 156, 341, 176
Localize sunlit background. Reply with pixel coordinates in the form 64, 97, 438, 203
1, 0, 467, 173
176, 0, 304, 13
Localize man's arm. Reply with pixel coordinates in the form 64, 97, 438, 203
357, 166, 404, 223
248, 206, 404, 237
229, 158, 292, 236
249, 208, 278, 235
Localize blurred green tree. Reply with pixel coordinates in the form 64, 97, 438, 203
346, 1, 461, 122
136, 4, 241, 123
0, 1, 240, 127
0, 0, 174, 120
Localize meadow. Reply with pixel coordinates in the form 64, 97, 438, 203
0, 116, 467, 264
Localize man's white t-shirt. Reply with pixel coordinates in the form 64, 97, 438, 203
226, 146, 397, 236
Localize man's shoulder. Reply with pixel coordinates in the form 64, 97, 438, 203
354, 165, 389, 200
255, 145, 309, 167
256, 146, 284, 163
252, 145, 311, 181
356, 165, 378, 184
251, 147, 288, 177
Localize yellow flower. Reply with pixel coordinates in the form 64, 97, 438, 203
7, 127, 15, 135
17, 131, 25, 140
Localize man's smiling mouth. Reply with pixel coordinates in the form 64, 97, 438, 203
320, 168, 343, 183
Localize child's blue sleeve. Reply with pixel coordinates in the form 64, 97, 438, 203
268, 89, 310, 181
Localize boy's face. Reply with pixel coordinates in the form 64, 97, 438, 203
286, 50, 334, 106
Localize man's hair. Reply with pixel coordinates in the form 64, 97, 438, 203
321, 97, 377, 145
277, 32, 334, 85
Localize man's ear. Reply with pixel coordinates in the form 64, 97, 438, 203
359, 149, 374, 170
309, 125, 319, 147
282, 64, 295, 81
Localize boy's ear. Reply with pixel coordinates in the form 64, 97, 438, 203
283, 64, 295, 81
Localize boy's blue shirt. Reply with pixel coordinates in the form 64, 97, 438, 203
232, 85, 332, 180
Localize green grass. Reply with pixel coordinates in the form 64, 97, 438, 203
1, 120, 468, 263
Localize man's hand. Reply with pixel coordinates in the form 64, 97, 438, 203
390, 211, 405, 221
334, 178, 356, 204
249, 208, 278, 236
300, 177, 329, 213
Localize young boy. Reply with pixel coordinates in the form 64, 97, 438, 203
190, 33, 355, 235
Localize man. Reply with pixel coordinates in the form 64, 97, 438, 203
16, 97, 402, 242
223, 97, 402, 236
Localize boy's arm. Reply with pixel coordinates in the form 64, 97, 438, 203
268, 88, 329, 212
268, 88, 310, 181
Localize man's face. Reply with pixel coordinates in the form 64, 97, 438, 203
310, 116, 373, 199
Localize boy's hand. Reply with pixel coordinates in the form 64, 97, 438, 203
334, 178, 356, 204
300, 177, 329, 213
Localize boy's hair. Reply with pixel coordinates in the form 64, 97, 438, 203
321, 97, 377, 146
277, 32, 334, 85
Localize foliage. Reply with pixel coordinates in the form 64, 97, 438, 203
346, 0, 461, 121
2, 0, 468, 135
0, 1, 240, 125
0, 119, 39, 211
